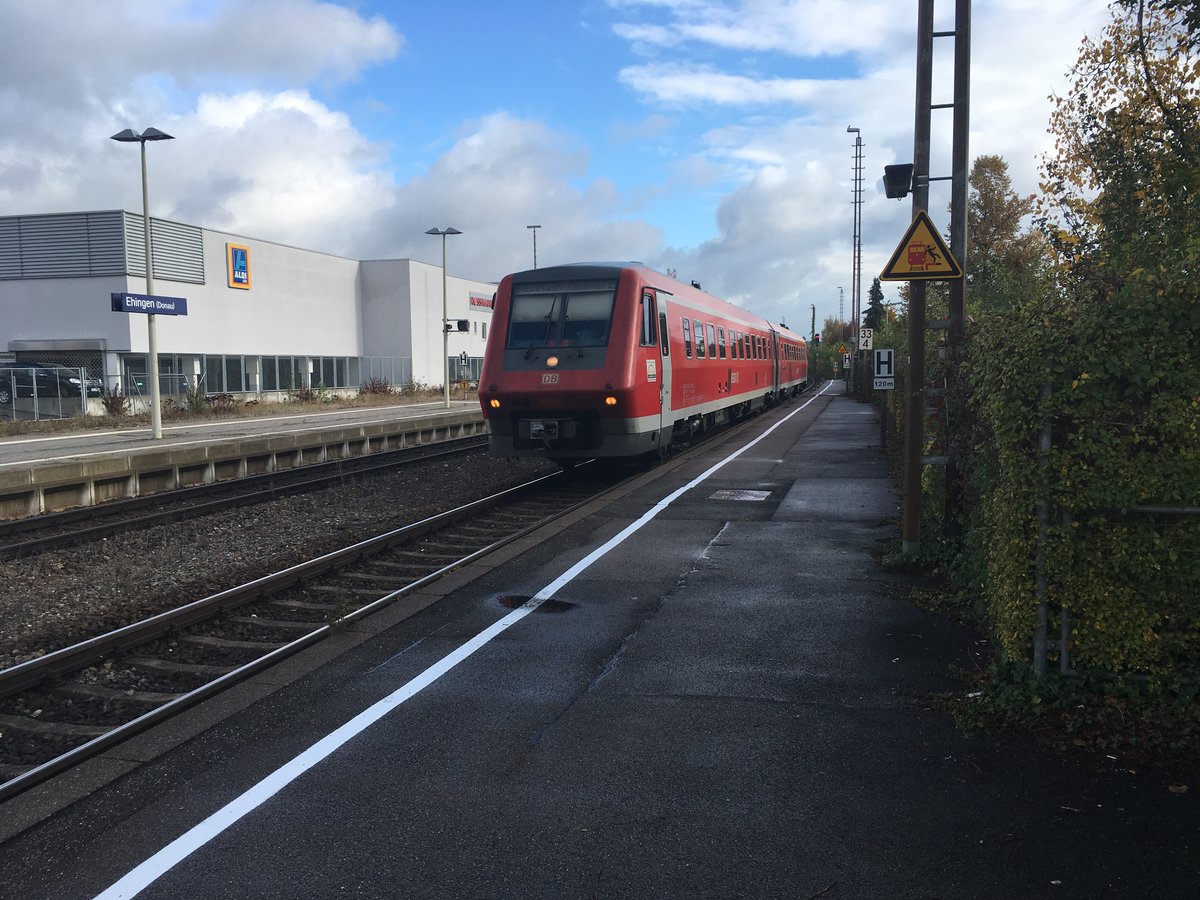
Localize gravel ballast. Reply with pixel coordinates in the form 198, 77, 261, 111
0, 454, 557, 671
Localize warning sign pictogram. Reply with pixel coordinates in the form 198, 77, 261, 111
880, 209, 962, 281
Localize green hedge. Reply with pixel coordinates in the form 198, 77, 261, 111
968, 273, 1200, 680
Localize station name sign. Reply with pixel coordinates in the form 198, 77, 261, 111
111, 292, 189, 316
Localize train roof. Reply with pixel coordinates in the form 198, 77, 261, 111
505, 262, 807, 344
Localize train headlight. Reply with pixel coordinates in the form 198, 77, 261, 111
604, 395, 618, 407
489, 399, 501, 409
546, 356, 559, 368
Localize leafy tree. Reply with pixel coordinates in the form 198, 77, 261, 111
964, 156, 1046, 313
821, 315, 849, 347
1041, 0, 1199, 272
1117, 0, 1200, 43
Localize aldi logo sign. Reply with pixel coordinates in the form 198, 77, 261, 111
226, 243, 251, 290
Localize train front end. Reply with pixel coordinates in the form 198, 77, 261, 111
479, 264, 658, 461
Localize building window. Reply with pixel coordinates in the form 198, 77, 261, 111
224, 356, 244, 393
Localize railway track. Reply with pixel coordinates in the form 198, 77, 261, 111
0, 435, 489, 560
0, 386, 830, 805
0, 465, 618, 801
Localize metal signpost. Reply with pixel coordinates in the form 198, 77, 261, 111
110, 293, 188, 413
874, 348, 896, 446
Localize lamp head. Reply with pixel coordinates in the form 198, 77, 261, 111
110, 127, 175, 143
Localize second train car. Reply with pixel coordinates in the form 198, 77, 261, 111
478, 262, 809, 462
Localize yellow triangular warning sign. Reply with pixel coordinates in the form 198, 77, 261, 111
880, 209, 962, 281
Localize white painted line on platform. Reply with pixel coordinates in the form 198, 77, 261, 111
0, 403, 470, 469
93, 382, 833, 900
0, 401, 460, 451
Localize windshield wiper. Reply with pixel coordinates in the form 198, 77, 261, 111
542, 295, 559, 344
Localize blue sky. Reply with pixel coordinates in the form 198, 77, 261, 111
0, 0, 1114, 333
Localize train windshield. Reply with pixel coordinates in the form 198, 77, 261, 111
507, 279, 617, 349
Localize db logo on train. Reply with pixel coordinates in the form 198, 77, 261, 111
542, 373, 559, 384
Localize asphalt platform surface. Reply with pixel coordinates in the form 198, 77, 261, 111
0, 382, 1194, 899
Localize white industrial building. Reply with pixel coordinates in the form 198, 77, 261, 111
0, 211, 496, 402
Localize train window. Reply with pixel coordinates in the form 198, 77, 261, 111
507, 279, 617, 349
717, 327, 727, 359
640, 292, 657, 347
706, 323, 717, 358
659, 312, 669, 356
730, 332, 738, 360
694, 320, 706, 357
682, 318, 693, 358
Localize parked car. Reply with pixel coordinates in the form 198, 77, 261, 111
35, 364, 105, 396
0, 365, 102, 403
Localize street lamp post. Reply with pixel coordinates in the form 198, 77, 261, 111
425, 226, 462, 409
111, 126, 174, 439
526, 224, 541, 269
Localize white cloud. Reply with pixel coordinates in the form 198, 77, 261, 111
611, 0, 911, 57
606, 0, 1116, 327
364, 113, 664, 281
0, 0, 403, 217
620, 64, 826, 106
0, 0, 1122, 335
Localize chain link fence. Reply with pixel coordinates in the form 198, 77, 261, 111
0, 365, 98, 421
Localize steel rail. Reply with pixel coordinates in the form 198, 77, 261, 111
0, 387, 829, 803
0, 467, 615, 802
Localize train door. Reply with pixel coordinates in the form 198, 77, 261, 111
770, 329, 781, 394
640, 289, 672, 444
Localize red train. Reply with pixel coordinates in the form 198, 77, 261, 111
478, 262, 809, 462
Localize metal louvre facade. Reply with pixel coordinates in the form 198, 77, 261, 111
122, 212, 205, 284
0, 211, 204, 284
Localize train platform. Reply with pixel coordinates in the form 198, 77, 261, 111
0, 399, 484, 518
0, 382, 1194, 897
